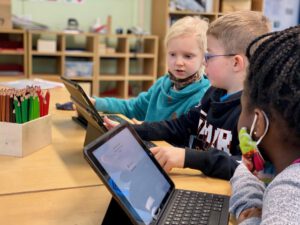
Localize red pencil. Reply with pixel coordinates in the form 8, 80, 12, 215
2, 90, 7, 122
38, 90, 44, 117
5, 94, 10, 122
44, 90, 50, 115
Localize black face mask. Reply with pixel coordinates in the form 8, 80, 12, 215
168, 71, 201, 90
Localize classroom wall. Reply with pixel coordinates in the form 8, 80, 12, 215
11, 0, 152, 34
264, 0, 300, 31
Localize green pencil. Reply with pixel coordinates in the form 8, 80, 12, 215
33, 94, 40, 119
21, 95, 29, 123
13, 96, 22, 124
29, 95, 34, 121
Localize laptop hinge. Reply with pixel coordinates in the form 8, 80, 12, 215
84, 122, 103, 146
101, 197, 134, 225
155, 189, 177, 224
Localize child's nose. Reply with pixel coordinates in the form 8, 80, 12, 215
175, 57, 184, 65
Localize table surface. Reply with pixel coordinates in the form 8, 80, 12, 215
0, 87, 235, 225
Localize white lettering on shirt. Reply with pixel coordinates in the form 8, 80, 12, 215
197, 110, 232, 155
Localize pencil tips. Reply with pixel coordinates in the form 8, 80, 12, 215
0, 86, 50, 124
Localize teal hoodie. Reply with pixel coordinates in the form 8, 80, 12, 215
94, 74, 210, 122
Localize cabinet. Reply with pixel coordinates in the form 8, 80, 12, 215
96, 35, 158, 98
28, 31, 97, 96
0, 30, 158, 98
27, 31, 158, 97
28, 31, 64, 80
0, 29, 27, 81
151, 0, 264, 76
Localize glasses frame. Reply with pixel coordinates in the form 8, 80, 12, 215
204, 53, 237, 62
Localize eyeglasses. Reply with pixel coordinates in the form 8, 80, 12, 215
204, 53, 237, 62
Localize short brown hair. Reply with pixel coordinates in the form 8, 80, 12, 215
165, 16, 208, 52
207, 11, 271, 54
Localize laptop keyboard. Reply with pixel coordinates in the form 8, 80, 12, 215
163, 190, 227, 225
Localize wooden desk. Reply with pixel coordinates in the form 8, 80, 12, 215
0, 109, 100, 195
0, 87, 234, 225
0, 88, 102, 195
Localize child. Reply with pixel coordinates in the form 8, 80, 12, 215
104, 11, 271, 180
92, 16, 210, 123
229, 25, 300, 224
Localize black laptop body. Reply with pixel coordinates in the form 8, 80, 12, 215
83, 122, 229, 225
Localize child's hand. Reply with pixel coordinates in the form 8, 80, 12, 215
238, 207, 262, 224
150, 146, 185, 172
131, 118, 143, 125
103, 116, 119, 129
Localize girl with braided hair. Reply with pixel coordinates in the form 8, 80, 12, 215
230, 25, 300, 224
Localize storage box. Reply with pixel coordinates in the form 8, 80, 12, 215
64, 61, 93, 77
98, 43, 106, 54
0, 0, 12, 29
106, 47, 116, 54
221, 0, 251, 13
0, 115, 52, 157
37, 39, 57, 53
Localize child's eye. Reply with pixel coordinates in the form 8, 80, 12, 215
169, 53, 176, 57
184, 55, 193, 59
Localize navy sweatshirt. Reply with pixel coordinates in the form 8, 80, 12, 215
133, 87, 242, 180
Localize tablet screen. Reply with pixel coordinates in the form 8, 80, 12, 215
91, 126, 172, 225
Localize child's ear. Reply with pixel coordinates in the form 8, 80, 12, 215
232, 55, 245, 72
252, 109, 268, 140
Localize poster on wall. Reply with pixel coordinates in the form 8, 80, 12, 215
264, 0, 300, 31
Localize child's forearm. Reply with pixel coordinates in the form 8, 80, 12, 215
229, 164, 265, 219
184, 148, 240, 180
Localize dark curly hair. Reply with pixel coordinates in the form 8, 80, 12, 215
245, 25, 300, 138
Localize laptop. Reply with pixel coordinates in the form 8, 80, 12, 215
61, 77, 156, 148
84, 122, 229, 225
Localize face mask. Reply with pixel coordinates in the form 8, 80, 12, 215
238, 111, 276, 185
168, 71, 201, 90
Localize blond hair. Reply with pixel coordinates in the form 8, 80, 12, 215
207, 11, 271, 54
165, 16, 208, 52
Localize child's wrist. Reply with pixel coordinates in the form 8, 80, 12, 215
237, 207, 262, 224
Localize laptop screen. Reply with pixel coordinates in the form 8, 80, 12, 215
84, 124, 174, 225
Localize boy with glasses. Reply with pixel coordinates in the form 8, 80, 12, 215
104, 11, 270, 180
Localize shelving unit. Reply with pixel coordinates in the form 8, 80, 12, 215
151, 0, 264, 76
63, 32, 96, 95
95, 34, 158, 98
28, 31, 64, 81
0, 30, 158, 98
0, 29, 27, 81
